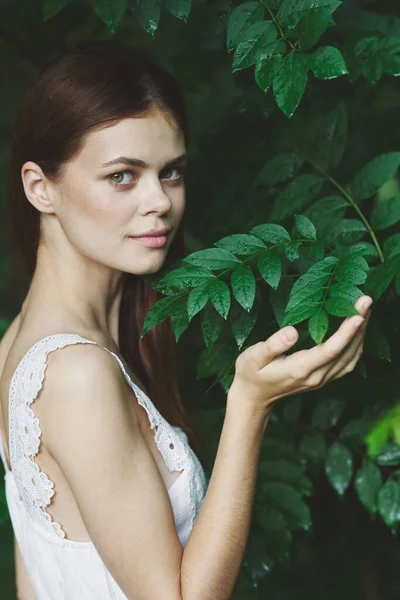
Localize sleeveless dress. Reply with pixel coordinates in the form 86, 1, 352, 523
0, 333, 208, 599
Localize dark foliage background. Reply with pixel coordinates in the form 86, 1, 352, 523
1, 0, 400, 598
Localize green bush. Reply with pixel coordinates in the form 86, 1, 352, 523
1, 0, 400, 597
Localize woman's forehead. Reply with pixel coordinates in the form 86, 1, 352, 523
75, 113, 185, 168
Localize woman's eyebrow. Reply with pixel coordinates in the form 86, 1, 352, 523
100, 153, 188, 169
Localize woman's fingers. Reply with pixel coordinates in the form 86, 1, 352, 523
236, 325, 299, 373
280, 295, 372, 380
312, 305, 372, 385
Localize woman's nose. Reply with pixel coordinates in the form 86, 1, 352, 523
140, 178, 173, 214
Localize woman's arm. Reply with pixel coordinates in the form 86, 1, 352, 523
179, 296, 372, 599
14, 535, 37, 600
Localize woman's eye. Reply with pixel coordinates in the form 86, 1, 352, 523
108, 167, 185, 188
162, 167, 184, 183
108, 171, 136, 186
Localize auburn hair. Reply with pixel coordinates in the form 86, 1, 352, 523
7, 41, 204, 461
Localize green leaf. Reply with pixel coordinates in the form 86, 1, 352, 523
163, 0, 191, 22
284, 241, 302, 262
256, 509, 292, 559
184, 248, 241, 270
299, 432, 327, 470
309, 46, 348, 79
350, 152, 400, 202
294, 214, 317, 240
230, 265, 256, 311
215, 234, 267, 255
330, 282, 364, 304
187, 282, 210, 321
141, 294, 185, 338
43, 0, 74, 20
367, 407, 400, 457
250, 223, 291, 244
334, 254, 369, 286
255, 153, 304, 186
324, 296, 360, 317
354, 459, 382, 514
270, 174, 325, 222
309, 241, 325, 261
232, 21, 280, 72
255, 55, 283, 93
371, 194, 400, 230
231, 305, 258, 350
226, 2, 264, 52
364, 257, 398, 301
382, 54, 400, 76
375, 441, 400, 466
304, 195, 349, 236
135, 0, 161, 36
383, 233, 400, 259
170, 297, 189, 342
281, 297, 320, 326
325, 441, 353, 497
347, 242, 378, 258
261, 481, 312, 530
328, 219, 367, 245
308, 307, 329, 343
273, 51, 309, 118
159, 265, 214, 290
257, 249, 282, 289
367, 418, 394, 459
244, 533, 274, 583
312, 397, 346, 429
277, 0, 341, 29
90, 0, 127, 32
302, 104, 348, 172
282, 256, 339, 326
260, 460, 312, 496
294, 7, 335, 50
207, 278, 231, 319
340, 418, 374, 446
378, 480, 400, 532
269, 278, 292, 326
354, 35, 400, 83
196, 340, 235, 380
201, 303, 224, 350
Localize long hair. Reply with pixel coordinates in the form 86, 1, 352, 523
7, 41, 204, 461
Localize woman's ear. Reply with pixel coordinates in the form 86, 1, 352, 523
21, 161, 55, 213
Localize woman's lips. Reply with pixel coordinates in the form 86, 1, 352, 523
129, 235, 167, 248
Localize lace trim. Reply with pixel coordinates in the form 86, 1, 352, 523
9, 334, 206, 540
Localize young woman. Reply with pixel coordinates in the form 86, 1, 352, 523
0, 42, 372, 600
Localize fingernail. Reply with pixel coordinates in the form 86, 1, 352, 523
353, 317, 363, 329
363, 298, 372, 311
283, 327, 296, 342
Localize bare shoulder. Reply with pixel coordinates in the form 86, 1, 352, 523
40, 342, 137, 455
37, 342, 183, 599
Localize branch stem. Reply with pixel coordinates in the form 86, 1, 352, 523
304, 157, 385, 263
260, 1, 297, 51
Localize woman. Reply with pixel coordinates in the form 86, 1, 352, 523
0, 42, 372, 599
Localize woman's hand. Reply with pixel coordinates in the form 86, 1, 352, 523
228, 295, 373, 414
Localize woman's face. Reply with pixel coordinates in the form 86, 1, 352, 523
50, 109, 187, 275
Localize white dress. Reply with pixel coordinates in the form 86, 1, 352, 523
0, 333, 208, 599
